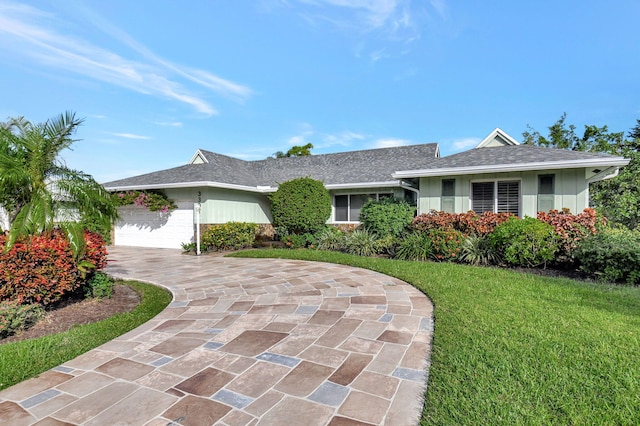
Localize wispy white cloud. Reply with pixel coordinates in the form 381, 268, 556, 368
0, 1, 251, 115
155, 121, 184, 128
370, 138, 411, 148
450, 137, 481, 151
288, 0, 443, 59
111, 132, 151, 140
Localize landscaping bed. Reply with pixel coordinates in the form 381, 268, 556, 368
0, 284, 140, 345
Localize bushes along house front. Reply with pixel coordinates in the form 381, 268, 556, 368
0, 231, 107, 306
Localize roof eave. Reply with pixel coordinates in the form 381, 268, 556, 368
104, 181, 274, 193
392, 158, 630, 178
325, 181, 403, 190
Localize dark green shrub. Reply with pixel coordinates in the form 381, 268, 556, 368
490, 217, 559, 268
428, 229, 465, 262
84, 272, 115, 299
0, 302, 44, 338
574, 227, 640, 284
201, 222, 258, 251
344, 229, 378, 257
359, 197, 415, 237
396, 232, 433, 261
459, 235, 501, 266
269, 177, 331, 234
282, 232, 317, 249
316, 227, 347, 251
374, 234, 400, 257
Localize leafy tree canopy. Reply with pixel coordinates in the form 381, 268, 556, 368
523, 114, 639, 229
0, 112, 119, 254
273, 143, 314, 158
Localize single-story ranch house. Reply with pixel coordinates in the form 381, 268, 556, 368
102, 128, 630, 249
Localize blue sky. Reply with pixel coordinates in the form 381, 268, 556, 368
1, 0, 638, 183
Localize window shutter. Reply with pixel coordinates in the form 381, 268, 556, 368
472, 182, 494, 213
497, 181, 519, 215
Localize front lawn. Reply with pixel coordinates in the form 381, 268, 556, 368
0, 281, 171, 391
230, 249, 640, 425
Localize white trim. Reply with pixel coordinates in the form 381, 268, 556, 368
325, 181, 402, 190
392, 157, 630, 178
188, 149, 209, 164
586, 166, 620, 184
105, 181, 275, 193
475, 128, 520, 148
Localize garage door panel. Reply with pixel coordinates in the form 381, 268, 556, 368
114, 202, 194, 249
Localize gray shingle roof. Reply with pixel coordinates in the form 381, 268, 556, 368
427, 144, 622, 169
102, 143, 440, 189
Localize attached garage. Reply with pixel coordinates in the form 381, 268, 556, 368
113, 201, 195, 249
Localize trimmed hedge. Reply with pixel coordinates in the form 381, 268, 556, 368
269, 177, 331, 235
201, 222, 258, 251
0, 231, 107, 306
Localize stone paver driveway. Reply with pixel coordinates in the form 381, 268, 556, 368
0, 246, 433, 425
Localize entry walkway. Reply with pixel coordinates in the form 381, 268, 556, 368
0, 247, 433, 425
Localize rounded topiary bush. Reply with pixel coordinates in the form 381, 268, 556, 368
269, 177, 331, 235
490, 217, 559, 268
359, 197, 415, 238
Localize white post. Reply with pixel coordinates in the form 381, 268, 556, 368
195, 202, 201, 256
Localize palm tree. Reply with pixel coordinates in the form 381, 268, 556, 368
0, 111, 118, 256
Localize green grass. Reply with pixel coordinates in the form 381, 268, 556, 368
0, 281, 171, 391
229, 249, 640, 425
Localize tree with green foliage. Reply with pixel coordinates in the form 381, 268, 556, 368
522, 113, 626, 154
523, 114, 639, 229
273, 143, 314, 158
0, 112, 119, 254
269, 177, 330, 235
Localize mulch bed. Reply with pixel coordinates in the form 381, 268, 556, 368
1, 284, 141, 345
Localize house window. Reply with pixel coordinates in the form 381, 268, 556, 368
538, 174, 555, 213
334, 193, 393, 222
441, 179, 455, 213
471, 181, 520, 216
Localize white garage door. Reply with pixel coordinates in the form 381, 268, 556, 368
114, 201, 194, 249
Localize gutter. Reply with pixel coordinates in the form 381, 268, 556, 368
392, 157, 630, 178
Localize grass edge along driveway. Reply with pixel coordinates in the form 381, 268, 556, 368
230, 249, 640, 426
0, 281, 171, 391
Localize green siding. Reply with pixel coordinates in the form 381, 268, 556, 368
164, 187, 271, 224
419, 168, 590, 217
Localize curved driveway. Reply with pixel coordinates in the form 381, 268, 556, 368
0, 246, 433, 425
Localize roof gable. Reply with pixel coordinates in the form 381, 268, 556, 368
475, 128, 520, 148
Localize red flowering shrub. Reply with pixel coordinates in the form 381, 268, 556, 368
412, 210, 512, 235
428, 229, 465, 262
0, 231, 107, 306
537, 208, 605, 264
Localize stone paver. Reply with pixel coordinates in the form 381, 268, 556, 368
0, 246, 433, 425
